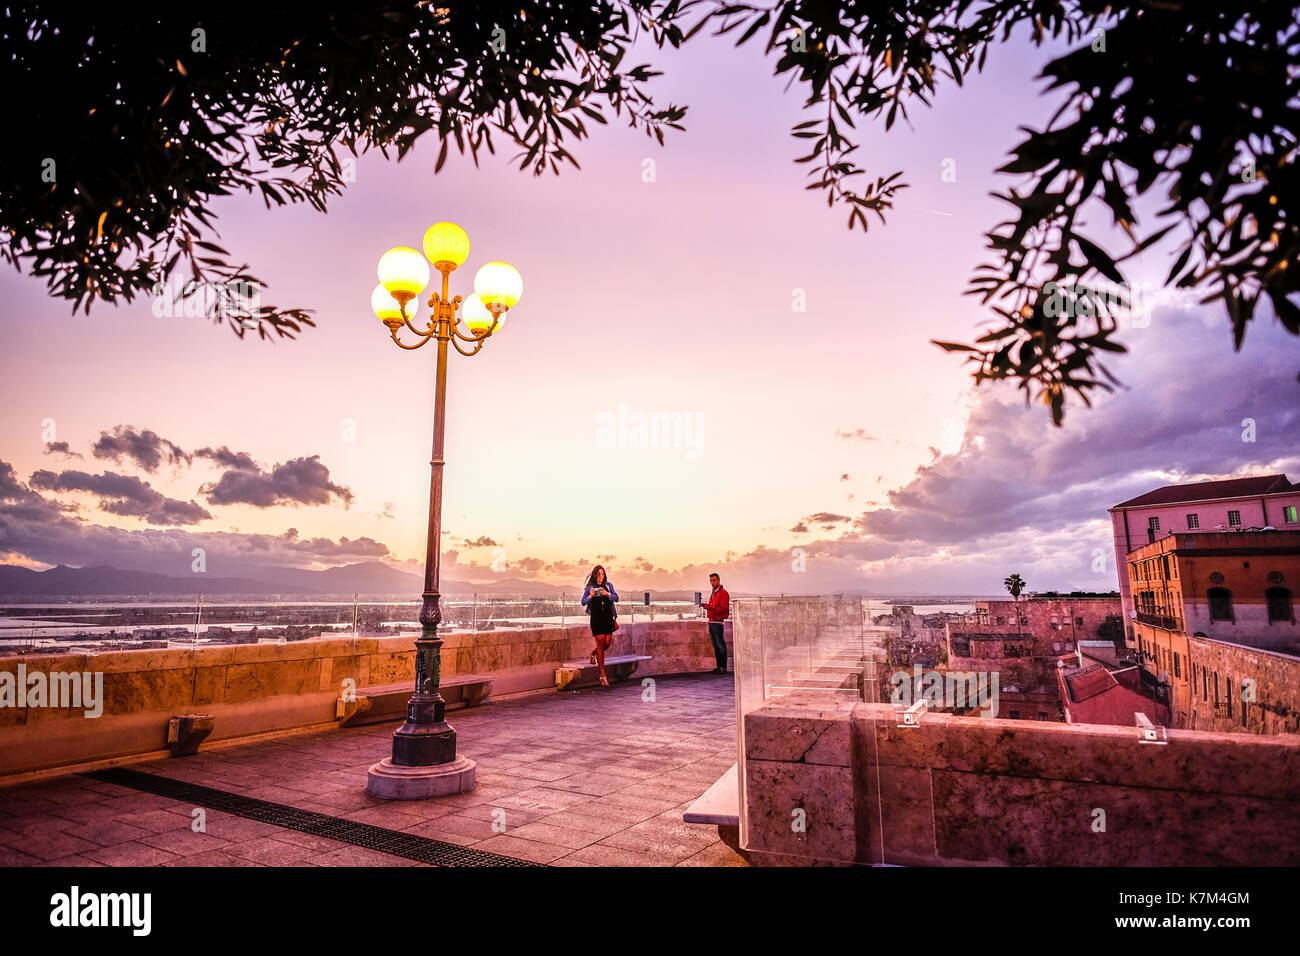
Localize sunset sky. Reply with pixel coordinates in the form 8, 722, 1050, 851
1, 28, 1297, 596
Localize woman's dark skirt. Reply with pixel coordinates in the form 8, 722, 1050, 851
588, 598, 615, 636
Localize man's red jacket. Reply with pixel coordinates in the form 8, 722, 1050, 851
703, 585, 730, 622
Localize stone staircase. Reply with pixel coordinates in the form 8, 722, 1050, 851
761, 630, 888, 702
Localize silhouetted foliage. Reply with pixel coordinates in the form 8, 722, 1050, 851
2, 2, 1295, 425
0, 3, 687, 337
697, 2, 1298, 423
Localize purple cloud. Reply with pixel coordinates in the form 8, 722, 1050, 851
29, 468, 211, 526
92, 426, 191, 472
201, 455, 353, 508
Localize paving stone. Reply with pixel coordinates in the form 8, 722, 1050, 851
413, 784, 519, 810
35, 854, 107, 867
241, 785, 321, 805
676, 842, 748, 867
309, 789, 389, 813
599, 817, 717, 859
398, 821, 480, 847
1, 814, 73, 838
497, 761, 590, 782
596, 764, 660, 780
303, 845, 418, 867
78, 781, 138, 798
51, 802, 129, 826
112, 808, 193, 834
615, 781, 708, 804
504, 821, 606, 849
562, 843, 664, 867
0, 793, 59, 815
54, 819, 153, 848
546, 772, 637, 796
100, 793, 178, 814
224, 836, 318, 865
267, 831, 353, 852
340, 803, 450, 828
0, 845, 41, 866
473, 770, 562, 791
599, 791, 686, 814
452, 803, 545, 827
534, 809, 638, 838
491, 787, 594, 814
17, 829, 102, 861
83, 842, 184, 867
37, 784, 106, 806
198, 813, 284, 842
470, 834, 570, 864
402, 812, 499, 842
163, 850, 265, 867
135, 828, 232, 856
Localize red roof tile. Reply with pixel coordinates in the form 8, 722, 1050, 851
1063, 664, 1118, 702
1112, 474, 1291, 509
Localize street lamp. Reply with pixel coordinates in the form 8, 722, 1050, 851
365, 221, 522, 799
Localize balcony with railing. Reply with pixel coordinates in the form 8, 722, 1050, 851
1135, 610, 1183, 631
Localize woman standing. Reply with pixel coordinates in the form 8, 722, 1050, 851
581, 565, 619, 687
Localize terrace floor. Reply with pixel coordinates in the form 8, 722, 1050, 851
0, 673, 745, 867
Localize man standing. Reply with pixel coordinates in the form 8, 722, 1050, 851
701, 572, 730, 675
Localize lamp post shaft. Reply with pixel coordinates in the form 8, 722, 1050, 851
423, 268, 451, 617
390, 266, 458, 767
368, 233, 518, 797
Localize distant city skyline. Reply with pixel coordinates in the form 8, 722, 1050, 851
1, 32, 1297, 597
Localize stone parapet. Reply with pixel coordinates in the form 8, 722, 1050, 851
741, 699, 1300, 866
0, 619, 730, 779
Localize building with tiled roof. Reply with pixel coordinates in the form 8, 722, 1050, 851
1122, 529, 1300, 734
1055, 651, 1169, 728
1112, 474, 1293, 510
1108, 474, 1300, 645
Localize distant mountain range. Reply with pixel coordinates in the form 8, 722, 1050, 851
0, 562, 567, 598
0, 562, 1011, 602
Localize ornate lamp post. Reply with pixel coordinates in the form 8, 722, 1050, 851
365, 221, 522, 799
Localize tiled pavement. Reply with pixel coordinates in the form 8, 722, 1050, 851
0, 673, 745, 867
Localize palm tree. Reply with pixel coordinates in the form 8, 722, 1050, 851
1004, 574, 1026, 626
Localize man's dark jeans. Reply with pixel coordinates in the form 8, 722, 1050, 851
708, 622, 727, 671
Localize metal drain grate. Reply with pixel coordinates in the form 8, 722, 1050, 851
85, 767, 542, 867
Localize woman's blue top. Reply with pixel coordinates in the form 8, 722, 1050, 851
581, 582, 619, 606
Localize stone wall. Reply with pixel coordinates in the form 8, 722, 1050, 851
951, 597, 1122, 689
975, 597, 1120, 650
1185, 601, 1300, 649
1185, 634, 1300, 735
0, 619, 731, 779
740, 697, 1300, 866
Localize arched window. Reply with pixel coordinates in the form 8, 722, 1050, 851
1266, 587, 1293, 624
1207, 587, 1233, 622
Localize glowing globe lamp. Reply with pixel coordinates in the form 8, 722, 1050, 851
461, 294, 501, 335
423, 221, 471, 270
473, 261, 523, 312
377, 247, 430, 301
371, 284, 404, 323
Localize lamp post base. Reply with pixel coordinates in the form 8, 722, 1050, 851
365, 755, 476, 800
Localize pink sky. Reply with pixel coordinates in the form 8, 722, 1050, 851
2, 31, 1297, 595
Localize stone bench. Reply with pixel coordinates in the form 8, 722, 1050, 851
555, 654, 652, 690
683, 762, 744, 858
336, 675, 494, 727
